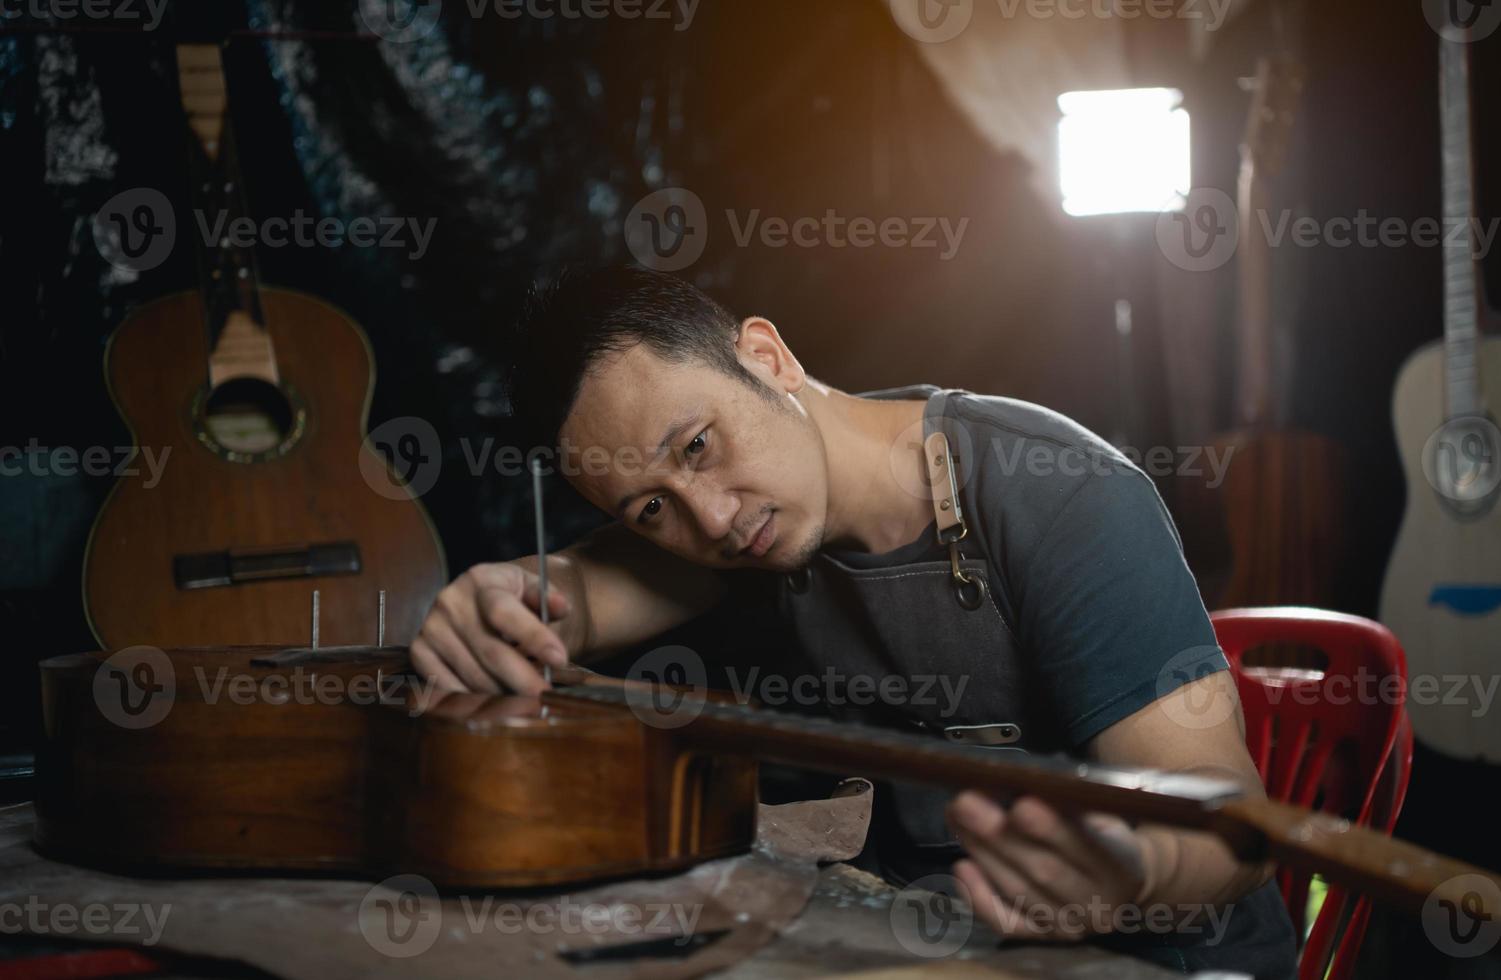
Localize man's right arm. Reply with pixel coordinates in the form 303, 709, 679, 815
410, 522, 726, 695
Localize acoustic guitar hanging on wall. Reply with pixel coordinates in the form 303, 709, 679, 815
82, 43, 447, 649
1379, 19, 1501, 763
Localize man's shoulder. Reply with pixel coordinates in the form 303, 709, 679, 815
945, 391, 1130, 471
943, 391, 1157, 523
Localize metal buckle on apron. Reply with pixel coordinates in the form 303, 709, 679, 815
925, 431, 986, 611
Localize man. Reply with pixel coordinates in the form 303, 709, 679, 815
413, 265, 1297, 976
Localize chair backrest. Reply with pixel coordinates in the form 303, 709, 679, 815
1211, 606, 1406, 824
1209, 605, 1410, 972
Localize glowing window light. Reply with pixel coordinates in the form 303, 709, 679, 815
1057, 87, 1190, 217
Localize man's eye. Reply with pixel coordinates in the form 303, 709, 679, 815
638, 497, 663, 524
686, 430, 708, 457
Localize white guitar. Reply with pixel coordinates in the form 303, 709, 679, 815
1379, 22, 1501, 762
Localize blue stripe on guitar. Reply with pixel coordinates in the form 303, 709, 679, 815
1428, 585, 1501, 616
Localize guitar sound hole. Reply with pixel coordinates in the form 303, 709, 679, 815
201, 378, 297, 457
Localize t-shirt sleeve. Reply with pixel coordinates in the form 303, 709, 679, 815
1006, 468, 1228, 747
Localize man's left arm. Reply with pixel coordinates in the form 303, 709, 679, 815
949, 670, 1273, 940
946, 463, 1273, 939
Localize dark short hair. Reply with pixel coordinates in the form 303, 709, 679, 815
504, 266, 769, 452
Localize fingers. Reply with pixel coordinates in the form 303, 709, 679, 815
948, 793, 1147, 942
416, 615, 503, 694
476, 587, 568, 669
410, 563, 570, 695
409, 637, 466, 693
519, 575, 572, 621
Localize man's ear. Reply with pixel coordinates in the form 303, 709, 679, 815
735, 316, 806, 394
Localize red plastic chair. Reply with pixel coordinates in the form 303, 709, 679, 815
1210, 607, 1413, 980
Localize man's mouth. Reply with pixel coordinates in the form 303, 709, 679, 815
740, 513, 776, 558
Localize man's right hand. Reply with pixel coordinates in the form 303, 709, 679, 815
411, 562, 573, 695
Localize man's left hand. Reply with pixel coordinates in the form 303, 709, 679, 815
948, 791, 1149, 941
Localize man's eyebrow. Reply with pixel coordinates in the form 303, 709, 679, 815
614, 405, 704, 517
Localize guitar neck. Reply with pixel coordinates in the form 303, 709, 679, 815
176, 43, 275, 386
552, 684, 1499, 918
1439, 32, 1484, 418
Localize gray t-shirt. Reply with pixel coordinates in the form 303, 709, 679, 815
733, 383, 1295, 978
818, 383, 1227, 751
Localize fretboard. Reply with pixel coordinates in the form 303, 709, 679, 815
1439, 33, 1483, 418
553, 684, 1245, 831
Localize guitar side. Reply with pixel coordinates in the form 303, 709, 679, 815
82, 287, 448, 649
1380, 336, 1501, 762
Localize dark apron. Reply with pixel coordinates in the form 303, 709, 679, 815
775, 387, 1058, 881
773, 386, 1299, 979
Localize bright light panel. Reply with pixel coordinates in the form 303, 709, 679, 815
1057, 88, 1190, 217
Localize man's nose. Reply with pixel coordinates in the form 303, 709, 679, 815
679, 479, 739, 542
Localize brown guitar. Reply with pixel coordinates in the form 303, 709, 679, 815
82, 44, 446, 649
1206, 56, 1347, 614
34, 645, 1501, 929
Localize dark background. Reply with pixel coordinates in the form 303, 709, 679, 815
0, 1, 1496, 971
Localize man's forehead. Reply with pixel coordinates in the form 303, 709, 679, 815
565, 346, 713, 448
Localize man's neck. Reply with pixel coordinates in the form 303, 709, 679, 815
795, 381, 934, 555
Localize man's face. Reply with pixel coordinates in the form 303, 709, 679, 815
558, 328, 827, 572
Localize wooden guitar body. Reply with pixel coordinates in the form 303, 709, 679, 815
35, 648, 758, 887
83, 288, 447, 649
1380, 336, 1501, 762
34, 646, 1501, 921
